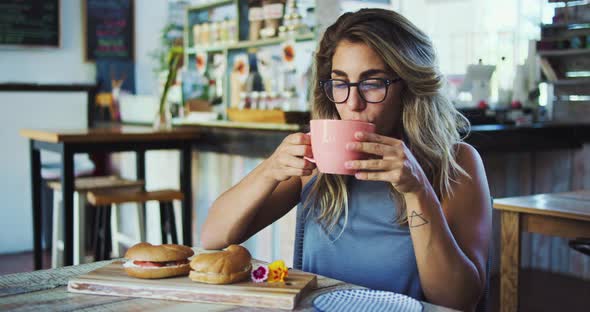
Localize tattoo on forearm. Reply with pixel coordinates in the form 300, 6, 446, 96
409, 211, 429, 228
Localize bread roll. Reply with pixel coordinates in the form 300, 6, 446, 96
124, 242, 194, 261
123, 242, 194, 279
124, 262, 191, 279
189, 245, 252, 284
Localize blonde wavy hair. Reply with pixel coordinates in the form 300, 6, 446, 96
304, 8, 470, 235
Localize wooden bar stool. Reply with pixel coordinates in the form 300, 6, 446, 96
87, 189, 184, 261
48, 176, 144, 268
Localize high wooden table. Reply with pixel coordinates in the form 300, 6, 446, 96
493, 190, 590, 312
20, 126, 200, 269
0, 257, 458, 311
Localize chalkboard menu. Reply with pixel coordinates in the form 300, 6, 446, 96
84, 0, 134, 61
0, 0, 60, 46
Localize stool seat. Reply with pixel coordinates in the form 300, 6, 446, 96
49, 175, 145, 268
87, 189, 184, 206
87, 188, 185, 261
48, 175, 144, 192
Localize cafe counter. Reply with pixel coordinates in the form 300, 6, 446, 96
173, 119, 590, 157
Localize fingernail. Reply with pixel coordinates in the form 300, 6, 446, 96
344, 161, 353, 168
346, 142, 355, 150
355, 132, 363, 139
355, 173, 362, 179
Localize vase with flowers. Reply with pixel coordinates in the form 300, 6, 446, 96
153, 47, 183, 130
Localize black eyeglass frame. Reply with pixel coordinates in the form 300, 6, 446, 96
319, 77, 402, 104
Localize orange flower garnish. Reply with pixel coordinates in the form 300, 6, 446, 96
267, 260, 288, 283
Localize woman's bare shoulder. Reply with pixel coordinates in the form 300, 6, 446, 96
447, 142, 490, 207
455, 142, 480, 160
453, 142, 484, 172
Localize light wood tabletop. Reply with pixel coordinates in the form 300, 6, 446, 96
20, 125, 200, 143
493, 190, 590, 221
0, 254, 458, 312
493, 190, 590, 312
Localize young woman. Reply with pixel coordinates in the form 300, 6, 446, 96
201, 8, 491, 311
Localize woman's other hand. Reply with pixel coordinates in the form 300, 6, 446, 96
263, 133, 316, 182
344, 131, 428, 194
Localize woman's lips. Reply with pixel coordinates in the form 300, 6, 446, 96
344, 117, 371, 122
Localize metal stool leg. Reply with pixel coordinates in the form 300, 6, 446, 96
93, 207, 103, 261
137, 201, 146, 242
104, 205, 112, 260
73, 192, 86, 265
159, 202, 168, 244
87, 203, 96, 257
167, 202, 178, 244
110, 203, 120, 258
51, 190, 63, 268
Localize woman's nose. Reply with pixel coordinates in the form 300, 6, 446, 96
346, 87, 366, 111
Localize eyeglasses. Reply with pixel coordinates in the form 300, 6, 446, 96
319, 78, 402, 104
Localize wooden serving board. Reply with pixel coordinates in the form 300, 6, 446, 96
67, 261, 317, 310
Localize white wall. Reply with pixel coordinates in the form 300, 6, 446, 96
0, 0, 168, 92
0, 92, 88, 253
0, 0, 168, 254
134, 1, 168, 95
0, 0, 95, 83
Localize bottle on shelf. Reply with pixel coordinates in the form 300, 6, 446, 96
228, 18, 238, 43
250, 91, 260, 109
209, 22, 219, 44
258, 91, 268, 110
200, 23, 210, 45
260, 0, 285, 38
192, 24, 201, 47
238, 92, 248, 109
248, 0, 264, 41
208, 79, 217, 105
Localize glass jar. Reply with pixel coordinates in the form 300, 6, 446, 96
210, 22, 219, 44
258, 91, 268, 110
220, 19, 229, 43
262, 0, 284, 38
192, 24, 201, 47
250, 91, 260, 110
200, 23, 210, 44
249, 4, 264, 41
238, 92, 248, 109
228, 19, 238, 42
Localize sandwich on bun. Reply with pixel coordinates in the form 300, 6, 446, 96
189, 244, 252, 284
123, 242, 194, 279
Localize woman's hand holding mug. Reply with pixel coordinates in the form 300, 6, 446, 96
264, 133, 316, 182
344, 132, 429, 194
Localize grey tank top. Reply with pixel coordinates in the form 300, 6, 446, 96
299, 175, 424, 300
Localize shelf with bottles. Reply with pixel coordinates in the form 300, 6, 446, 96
547, 1, 590, 24
538, 48, 590, 56
553, 77, 590, 85
537, 24, 590, 51
538, 53, 590, 81
185, 0, 316, 54
537, 0, 590, 122
187, 0, 236, 12
536, 2, 590, 80
541, 20, 590, 29
537, 2, 590, 51
182, 0, 317, 122
186, 32, 314, 54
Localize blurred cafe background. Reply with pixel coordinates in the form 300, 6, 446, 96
1, 0, 589, 311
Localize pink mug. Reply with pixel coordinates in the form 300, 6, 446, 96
306, 119, 376, 175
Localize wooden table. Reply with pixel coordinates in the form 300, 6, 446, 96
493, 190, 590, 312
20, 126, 200, 269
0, 259, 457, 311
